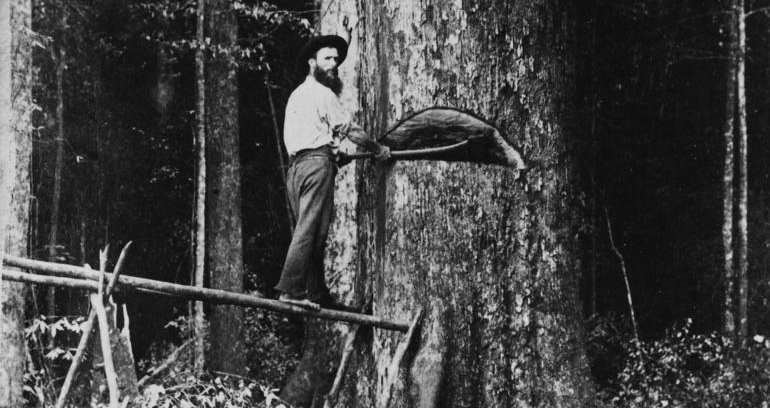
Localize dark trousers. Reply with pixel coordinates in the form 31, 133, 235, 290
275, 146, 336, 301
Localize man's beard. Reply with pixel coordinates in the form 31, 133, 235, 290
314, 67, 343, 96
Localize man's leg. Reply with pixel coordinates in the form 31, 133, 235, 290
275, 156, 335, 303
305, 161, 335, 302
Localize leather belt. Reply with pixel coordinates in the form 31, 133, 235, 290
289, 145, 334, 166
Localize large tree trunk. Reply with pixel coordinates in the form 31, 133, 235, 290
204, 0, 246, 375
0, 0, 32, 406
320, 1, 593, 407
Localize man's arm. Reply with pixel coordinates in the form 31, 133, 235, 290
339, 123, 391, 160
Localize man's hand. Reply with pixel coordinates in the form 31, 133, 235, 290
333, 122, 351, 138
375, 145, 391, 161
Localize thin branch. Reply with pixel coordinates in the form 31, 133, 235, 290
265, 72, 295, 230
54, 311, 95, 408
381, 309, 423, 408
323, 326, 359, 408
324, 301, 371, 408
604, 208, 640, 344
137, 339, 193, 388
745, 5, 770, 17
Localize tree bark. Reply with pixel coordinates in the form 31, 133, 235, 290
204, 0, 246, 375
0, 0, 32, 406
289, 1, 595, 407
735, 0, 748, 341
723, 0, 737, 337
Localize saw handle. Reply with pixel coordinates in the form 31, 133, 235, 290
341, 138, 472, 160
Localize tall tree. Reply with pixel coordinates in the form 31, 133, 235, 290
735, 0, 748, 340
46, 44, 64, 315
0, 0, 32, 406
723, 0, 737, 336
194, 0, 207, 374
285, 1, 594, 407
205, 0, 246, 375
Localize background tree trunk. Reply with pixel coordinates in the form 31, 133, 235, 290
722, 0, 738, 336
722, 0, 737, 336
0, 0, 32, 406
47, 45, 64, 316
204, 0, 246, 376
736, 0, 748, 341
333, 1, 592, 407
194, 0, 207, 375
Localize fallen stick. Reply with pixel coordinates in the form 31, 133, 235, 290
137, 339, 193, 388
1, 255, 410, 332
91, 293, 120, 408
380, 309, 423, 408
54, 306, 95, 408
323, 325, 360, 408
54, 243, 131, 408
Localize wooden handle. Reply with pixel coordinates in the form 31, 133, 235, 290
342, 139, 472, 160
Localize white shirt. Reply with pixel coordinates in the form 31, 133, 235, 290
283, 76, 352, 156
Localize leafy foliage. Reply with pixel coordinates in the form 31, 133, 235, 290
140, 376, 271, 408
22, 313, 299, 407
128, 0, 312, 72
244, 308, 302, 382
23, 315, 86, 407
604, 320, 770, 407
135, 312, 300, 407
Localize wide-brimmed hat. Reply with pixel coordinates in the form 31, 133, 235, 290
296, 35, 348, 72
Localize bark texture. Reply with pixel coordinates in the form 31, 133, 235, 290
205, 0, 246, 375
325, 1, 593, 407
0, 0, 31, 406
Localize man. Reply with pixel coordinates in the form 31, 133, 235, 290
276, 35, 390, 310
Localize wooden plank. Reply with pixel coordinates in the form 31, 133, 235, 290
1, 256, 410, 332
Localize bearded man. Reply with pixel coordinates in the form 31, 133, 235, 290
276, 35, 390, 310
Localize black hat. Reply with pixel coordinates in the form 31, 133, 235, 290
296, 35, 348, 73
